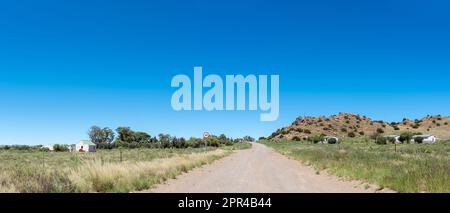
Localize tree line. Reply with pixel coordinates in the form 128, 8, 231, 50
88, 126, 255, 149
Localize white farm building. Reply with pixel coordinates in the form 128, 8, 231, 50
72, 140, 97, 153
411, 135, 437, 144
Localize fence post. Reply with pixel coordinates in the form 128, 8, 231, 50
120, 149, 123, 162
42, 151, 45, 168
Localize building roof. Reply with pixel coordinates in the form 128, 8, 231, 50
79, 140, 96, 146
413, 135, 434, 138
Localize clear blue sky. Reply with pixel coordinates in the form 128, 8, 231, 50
1, 0, 449, 145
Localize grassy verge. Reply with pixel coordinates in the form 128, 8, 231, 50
262, 140, 450, 192
0, 143, 250, 193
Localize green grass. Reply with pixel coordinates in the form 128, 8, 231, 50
262, 140, 450, 192
0, 143, 251, 193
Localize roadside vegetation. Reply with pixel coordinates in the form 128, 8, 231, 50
0, 125, 253, 193
261, 139, 450, 192
0, 142, 251, 193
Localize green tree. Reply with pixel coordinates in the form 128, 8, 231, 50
399, 132, 414, 144
187, 137, 202, 148
88, 126, 115, 148
53, 144, 69, 152
115, 127, 136, 147
158, 133, 172, 148
134, 131, 152, 145
243, 136, 255, 142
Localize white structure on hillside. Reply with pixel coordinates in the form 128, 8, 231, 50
411, 135, 437, 144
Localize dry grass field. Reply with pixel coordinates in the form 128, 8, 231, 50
0, 143, 251, 193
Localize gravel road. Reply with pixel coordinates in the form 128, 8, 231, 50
149, 143, 390, 193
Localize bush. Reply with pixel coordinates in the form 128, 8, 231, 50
414, 136, 424, 144
187, 138, 203, 148
386, 136, 397, 144
304, 129, 312, 134
53, 144, 69, 152
308, 134, 325, 144
393, 126, 400, 130
292, 136, 302, 141
359, 131, 365, 136
340, 128, 347, 133
376, 128, 385, 134
399, 132, 415, 143
327, 137, 338, 144
347, 132, 356, 138
411, 123, 420, 129
375, 136, 387, 145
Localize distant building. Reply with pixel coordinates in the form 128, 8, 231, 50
411, 135, 437, 144
42, 144, 54, 151
385, 135, 401, 144
74, 140, 97, 153
323, 136, 339, 144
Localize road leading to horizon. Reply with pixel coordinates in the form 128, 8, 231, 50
148, 143, 388, 193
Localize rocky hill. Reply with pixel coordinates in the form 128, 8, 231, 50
268, 113, 450, 141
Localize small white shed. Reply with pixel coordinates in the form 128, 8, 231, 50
75, 140, 97, 153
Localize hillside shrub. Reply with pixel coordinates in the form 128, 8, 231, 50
399, 132, 416, 143
411, 123, 420, 129
292, 136, 302, 141
327, 137, 338, 144
375, 136, 387, 145
386, 136, 397, 144
414, 136, 424, 144
308, 134, 326, 144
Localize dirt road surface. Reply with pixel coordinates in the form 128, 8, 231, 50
149, 143, 390, 193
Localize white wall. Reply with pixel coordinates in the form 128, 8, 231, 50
75, 143, 90, 152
